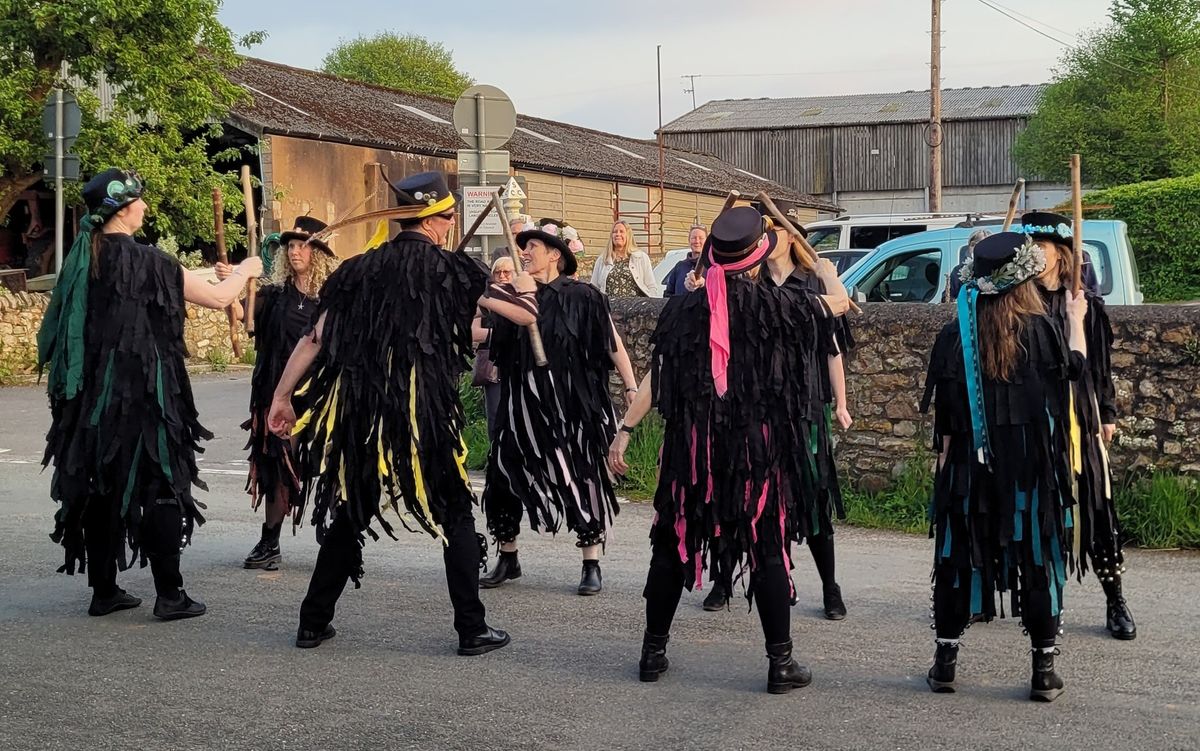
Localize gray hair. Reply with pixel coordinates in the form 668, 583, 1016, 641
967, 229, 992, 248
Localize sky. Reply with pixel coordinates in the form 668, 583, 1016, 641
218, 0, 1113, 138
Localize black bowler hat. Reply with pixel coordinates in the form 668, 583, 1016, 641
1017, 211, 1073, 245
517, 224, 577, 276
960, 231, 1046, 294
387, 171, 458, 219
83, 168, 144, 223
702, 206, 778, 271
279, 215, 334, 255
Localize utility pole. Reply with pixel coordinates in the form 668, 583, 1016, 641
682, 74, 700, 110
929, 0, 943, 212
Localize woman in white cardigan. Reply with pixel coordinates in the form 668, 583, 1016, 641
590, 220, 661, 298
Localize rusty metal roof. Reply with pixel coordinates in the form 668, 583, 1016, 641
662, 85, 1047, 132
226, 57, 838, 211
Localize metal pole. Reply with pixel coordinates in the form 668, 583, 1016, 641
475, 92, 489, 261
54, 85, 64, 275
929, 0, 943, 212
657, 44, 665, 253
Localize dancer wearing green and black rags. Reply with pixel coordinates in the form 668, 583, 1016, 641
923, 232, 1088, 702
1020, 211, 1134, 640
38, 168, 262, 619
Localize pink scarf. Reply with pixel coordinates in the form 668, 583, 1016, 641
705, 233, 773, 397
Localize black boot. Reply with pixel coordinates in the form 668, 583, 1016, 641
702, 582, 729, 611
150, 554, 207, 620
639, 631, 670, 682
926, 640, 958, 693
457, 626, 512, 656
296, 624, 337, 649
765, 640, 812, 694
479, 550, 521, 589
823, 582, 847, 620
578, 559, 602, 595
244, 523, 282, 570
1030, 646, 1065, 702
88, 588, 142, 617
1102, 577, 1137, 640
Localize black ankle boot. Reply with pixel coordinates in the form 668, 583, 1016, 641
926, 640, 958, 693
244, 523, 283, 570
765, 640, 812, 694
702, 582, 729, 611
823, 582, 847, 620
1030, 646, 1065, 702
88, 588, 142, 617
1102, 577, 1136, 640
639, 631, 670, 682
578, 559, 602, 595
479, 550, 521, 589
153, 590, 207, 620
150, 554, 206, 620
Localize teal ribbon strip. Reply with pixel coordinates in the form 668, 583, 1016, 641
956, 285, 991, 465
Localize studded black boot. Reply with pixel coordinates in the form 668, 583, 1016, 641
1101, 576, 1136, 640
638, 631, 670, 682
1030, 645, 1065, 702
926, 639, 959, 693
765, 640, 812, 694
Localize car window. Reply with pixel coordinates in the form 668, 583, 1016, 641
807, 227, 841, 251
857, 249, 942, 303
1082, 241, 1113, 295
849, 224, 927, 250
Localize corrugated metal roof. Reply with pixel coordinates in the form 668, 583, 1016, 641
661, 84, 1046, 133
225, 57, 837, 211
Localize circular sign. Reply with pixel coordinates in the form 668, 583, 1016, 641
453, 84, 517, 151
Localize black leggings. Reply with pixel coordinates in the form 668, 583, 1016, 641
933, 565, 1058, 646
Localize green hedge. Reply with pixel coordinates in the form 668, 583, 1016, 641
1083, 173, 1200, 301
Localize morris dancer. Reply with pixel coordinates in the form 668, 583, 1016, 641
923, 231, 1088, 701
39, 168, 261, 619
1021, 211, 1134, 640
478, 219, 638, 595
610, 207, 846, 694
268, 171, 509, 655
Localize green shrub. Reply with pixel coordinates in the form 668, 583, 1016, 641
458, 373, 490, 470
616, 413, 664, 501
1115, 471, 1200, 550
206, 348, 231, 372
842, 459, 932, 535
1082, 173, 1200, 301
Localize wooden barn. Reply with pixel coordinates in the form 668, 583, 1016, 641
220, 57, 837, 260
660, 85, 1069, 216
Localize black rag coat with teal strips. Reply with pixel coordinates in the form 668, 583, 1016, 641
291, 232, 487, 579
42, 233, 211, 574
481, 275, 619, 546
922, 314, 1082, 623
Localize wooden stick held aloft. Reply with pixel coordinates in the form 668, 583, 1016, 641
490, 192, 548, 367
240, 166, 258, 335
212, 187, 243, 359
1002, 178, 1025, 231
1070, 154, 1084, 294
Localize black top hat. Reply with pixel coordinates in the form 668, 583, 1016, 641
386, 170, 457, 219
83, 168, 144, 223
702, 206, 779, 271
1017, 211, 1073, 245
516, 226, 576, 276
279, 215, 334, 255
961, 231, 1046, 294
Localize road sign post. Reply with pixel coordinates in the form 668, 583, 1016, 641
42, 80, 81, 275
452, 85, 516, 262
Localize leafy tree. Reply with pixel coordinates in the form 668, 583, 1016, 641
0, 1, 263, 246
1014, 0, 1200, 186
322, 32, 473, 100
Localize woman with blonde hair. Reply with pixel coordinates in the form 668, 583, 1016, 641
590, 219, 660, 297
217, 215, 340, 570
472, 255, 516, 440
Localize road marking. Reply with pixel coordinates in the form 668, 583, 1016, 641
0, 448, 11, 454
200, 468, 247, 476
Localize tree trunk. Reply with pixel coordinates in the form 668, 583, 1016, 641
0, 173, 45, 222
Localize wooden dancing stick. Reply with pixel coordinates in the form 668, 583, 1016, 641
212, 187, 243, 359
240, 166, 259, 335
1070, 154, 1084, 294
693, 190, 741, 275
755, 191, 863, 313
1002, 178, 1025, 231
490, 192, 548, 367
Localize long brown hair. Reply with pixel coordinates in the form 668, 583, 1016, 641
976, 280, 1046, 381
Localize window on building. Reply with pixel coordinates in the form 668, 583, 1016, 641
616, 183, 662, 255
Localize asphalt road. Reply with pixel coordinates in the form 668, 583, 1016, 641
1, 375, 1197, 751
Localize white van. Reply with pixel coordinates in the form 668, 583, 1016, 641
803, 213, 1001, 251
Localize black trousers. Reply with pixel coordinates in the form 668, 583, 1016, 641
933, 565, 1059, 646
298, 508, 488, 640
645, 524, 792, 645
82, 490, 185, 599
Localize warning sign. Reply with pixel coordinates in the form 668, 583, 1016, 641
461, 186, 504, 236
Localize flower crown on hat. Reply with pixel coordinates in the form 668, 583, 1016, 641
1017, 222, 1072, 240
537, 221, 584, 254
957, 234, 1046, 295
